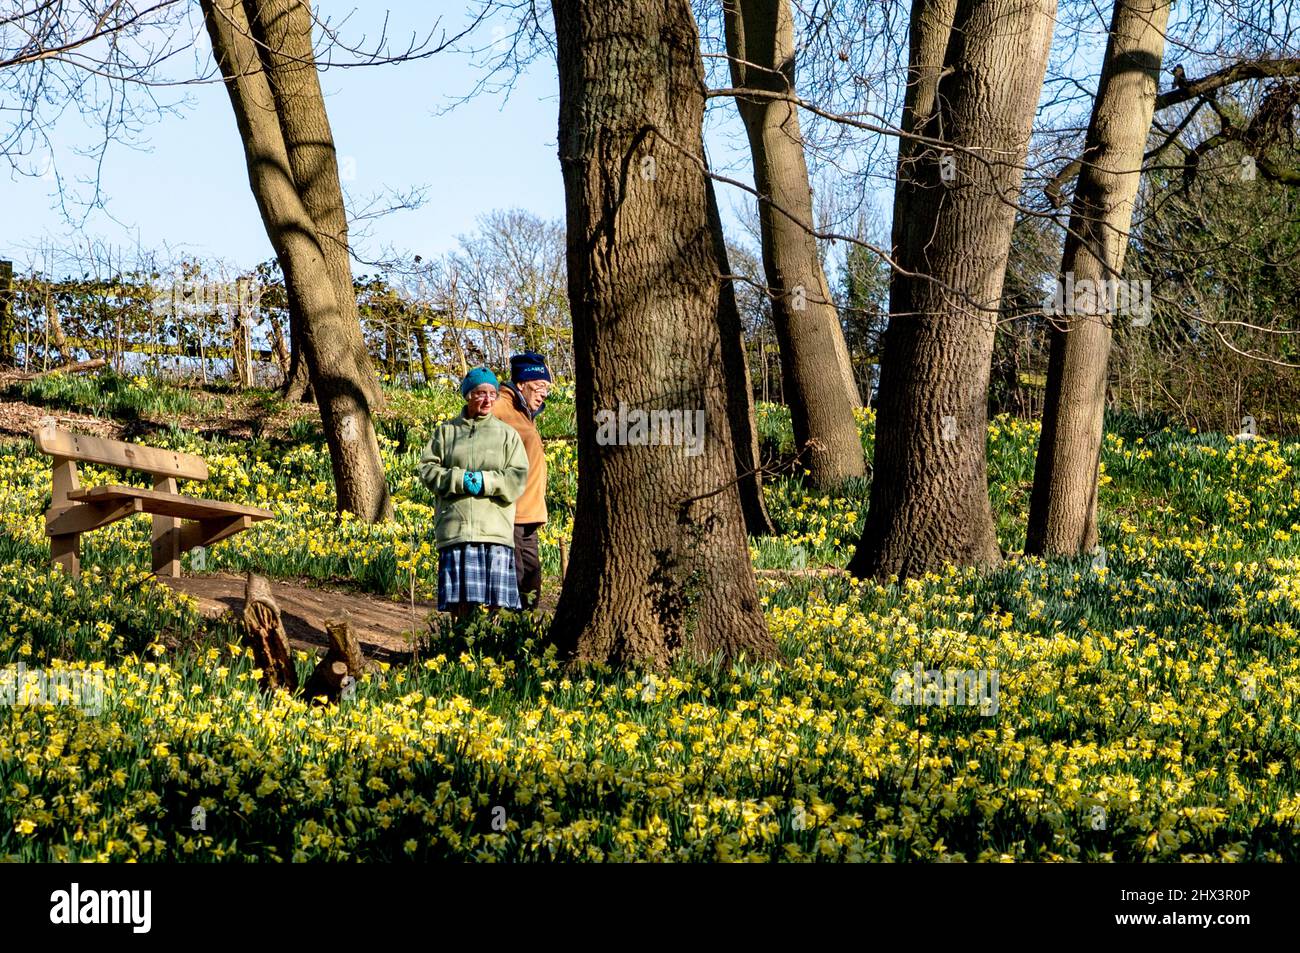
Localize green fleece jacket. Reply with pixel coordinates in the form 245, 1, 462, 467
417, 411, 529, 550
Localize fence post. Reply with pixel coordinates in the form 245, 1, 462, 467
0, 260, 13, 367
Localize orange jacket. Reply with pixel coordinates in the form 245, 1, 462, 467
491, 384, 548, 524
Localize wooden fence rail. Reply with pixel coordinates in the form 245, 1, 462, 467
0, 258, 575, 384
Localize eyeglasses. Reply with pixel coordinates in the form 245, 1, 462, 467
468, 389, 498, 401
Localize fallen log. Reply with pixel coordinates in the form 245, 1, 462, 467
8, 358, 107, 382
241, 572, 297, 692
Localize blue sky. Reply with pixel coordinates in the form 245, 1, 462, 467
5, 1, 1136, 281
4, 2, 769, 277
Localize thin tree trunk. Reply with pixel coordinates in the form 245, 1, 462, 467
198, 305, 208, 385
383, 323, 398, 378
267, 308, 290, 373
203, 0, 391, 521
45, 292, 68, 361
849, 0, 1056, 580
708, 173, 776, 536
0, 260, 14, 367
414, 322, 434, 385
724, 0, 866, 489
1026, 0, 1170, 556
549, 0, 776, 668
447, 324, 468, 379
282, 313, 313, 402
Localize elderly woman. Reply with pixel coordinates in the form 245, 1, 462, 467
418, 367, 530, 617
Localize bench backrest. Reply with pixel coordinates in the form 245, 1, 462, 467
34, 424, 209, 482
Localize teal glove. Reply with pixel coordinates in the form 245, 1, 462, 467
463, 470, 484, 496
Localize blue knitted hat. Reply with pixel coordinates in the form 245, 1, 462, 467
510, 352, 551, 384
460, 366, 499, 397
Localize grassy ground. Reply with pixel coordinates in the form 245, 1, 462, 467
1, 370, 1299, 861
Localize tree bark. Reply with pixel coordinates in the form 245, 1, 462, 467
302, 613, 366, 702
242, 572, 297, 692
549, 0, 776, 668
848, 0, 1056, 580
708, 173, 776, 536
1026, 0, 1170, 556
0, 260, 14, 367
414, 322, 434, 385
248, 0, 381, 410
723, 0, 867, 489
45, 292, 69, 363
281, 314, 314, 402
269, 305, 313, 400
890, 0, 958, 259
203, 0, 391, 520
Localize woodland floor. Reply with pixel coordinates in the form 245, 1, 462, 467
161, 571, 437, 663
0, 396, 117, 440
0, 368, 318, 442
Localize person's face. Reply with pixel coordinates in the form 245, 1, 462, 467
517, 378, 550, 413
465, 383, 498, 416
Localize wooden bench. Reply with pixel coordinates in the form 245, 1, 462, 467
34, 420, 274, 579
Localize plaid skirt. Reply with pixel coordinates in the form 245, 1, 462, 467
438, 543, 521, 610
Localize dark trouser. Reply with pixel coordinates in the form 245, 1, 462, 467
514, 522, 542, 609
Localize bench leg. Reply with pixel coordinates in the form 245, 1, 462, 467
151, 513, 181, 578
51, 533, 81, 580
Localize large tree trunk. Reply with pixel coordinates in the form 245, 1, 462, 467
203, 0, 391, 521
723, 0, 867, 489
848, 0, 1056, 580
708, 174, 776, 536
1026, 0, 1170, 556
890, 0, 958, 258
249, 0, 382, 411
549, 0, 776, 668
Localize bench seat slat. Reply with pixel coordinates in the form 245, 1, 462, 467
67, 486, 274, 522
